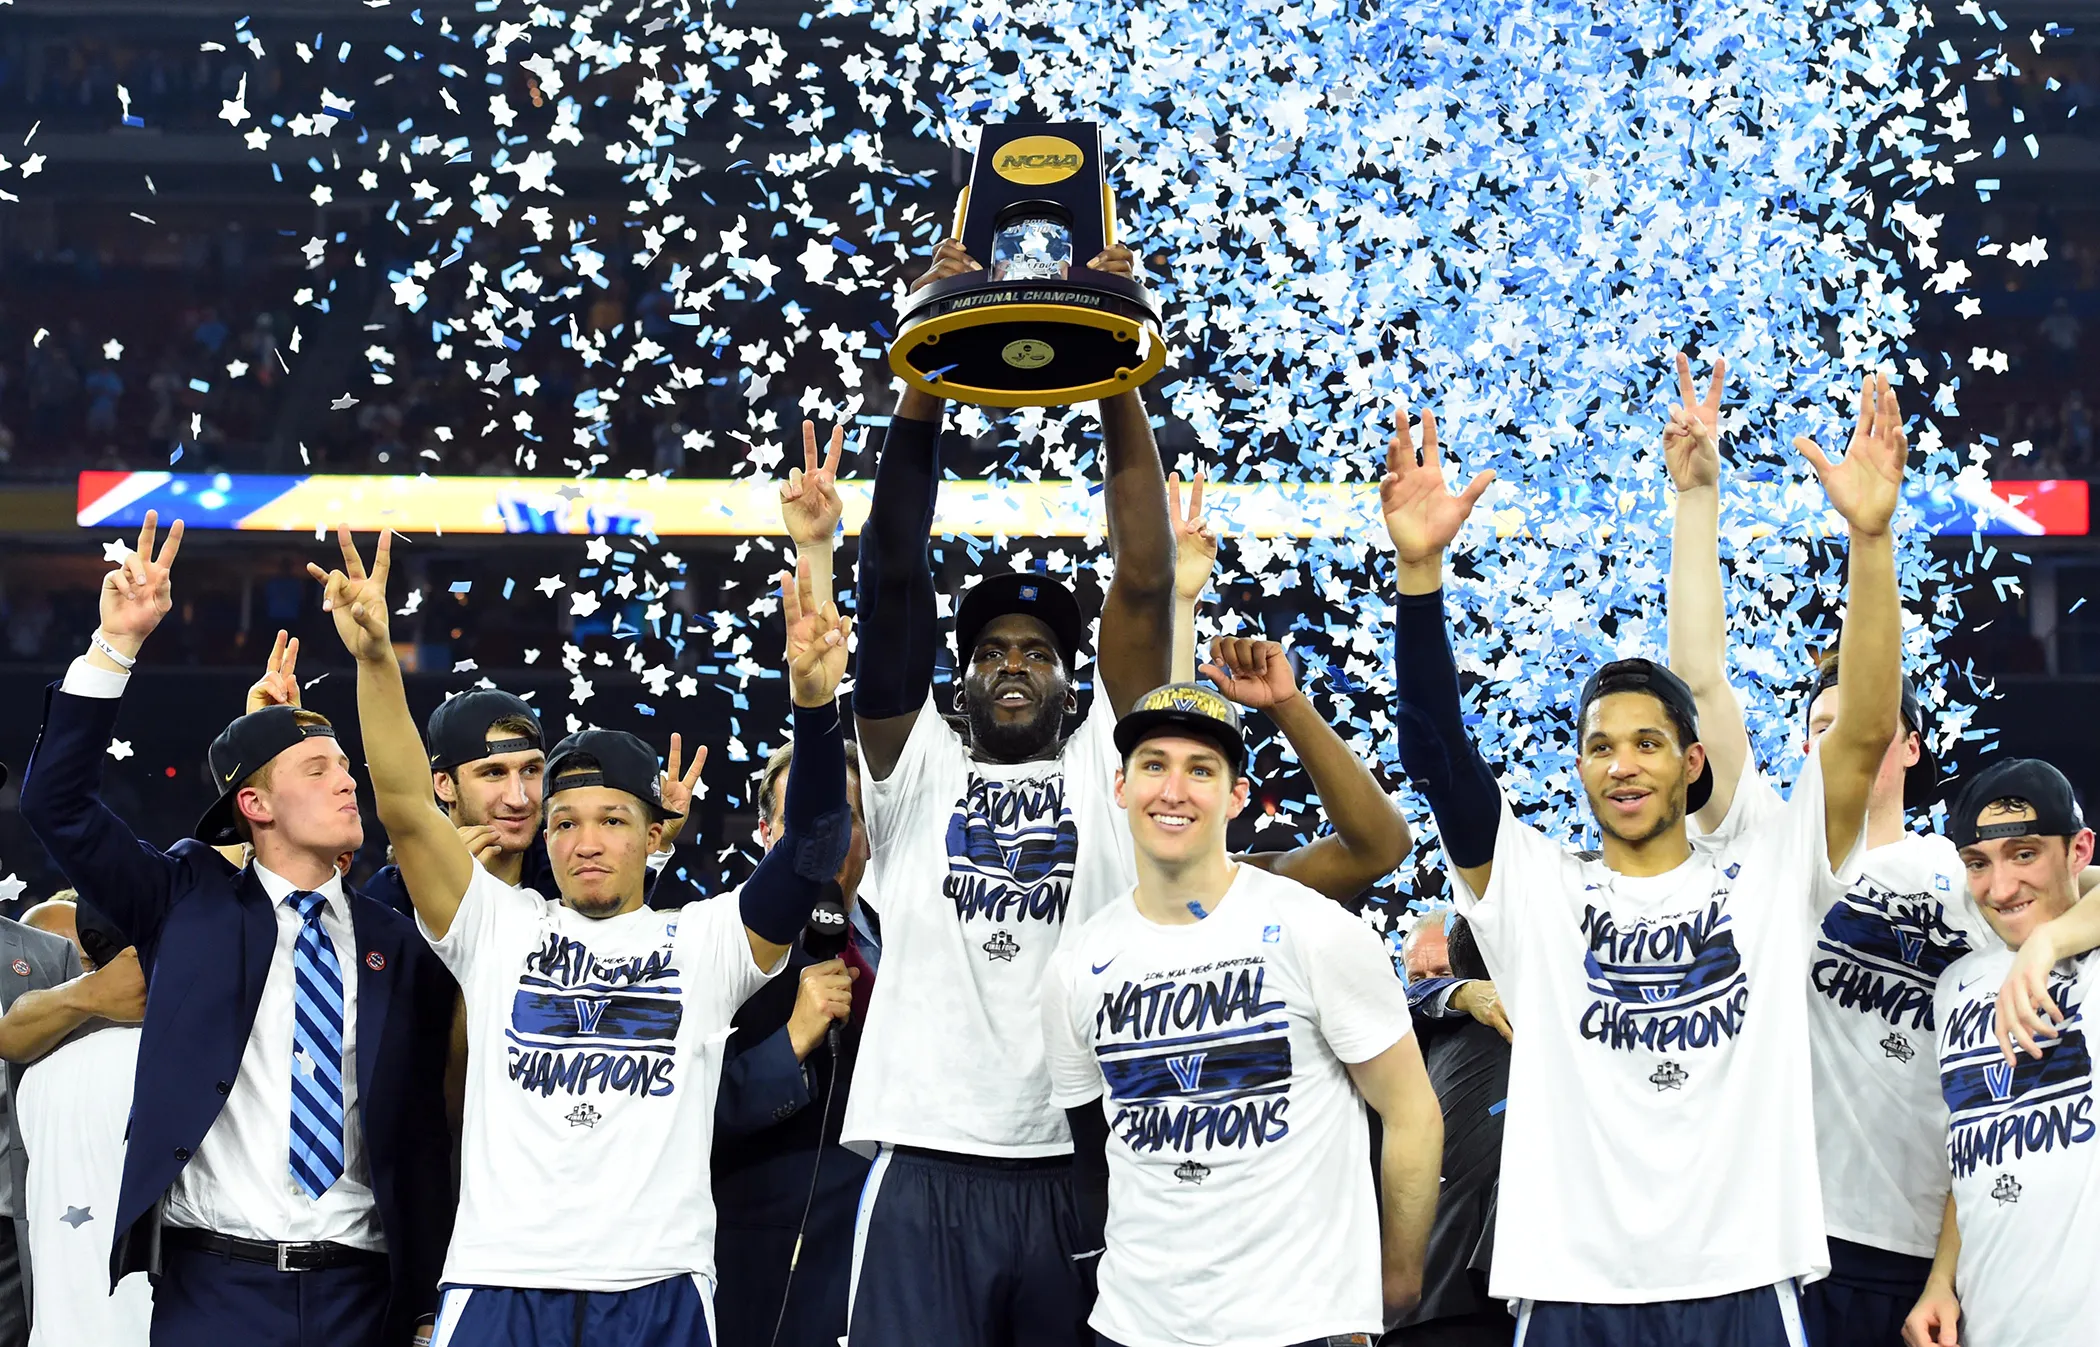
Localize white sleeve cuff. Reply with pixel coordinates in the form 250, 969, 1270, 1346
61, 656, 131, 699
646, 848, 673, 872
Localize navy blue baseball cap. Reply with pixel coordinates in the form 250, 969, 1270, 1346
1949, 758, 2086, 849
954, 571, 1085, 671
194, 707, 341, 844
427, 689, 542, 771
544, 729, 679, 821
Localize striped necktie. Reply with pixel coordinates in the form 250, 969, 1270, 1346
286, 890, 346, 1200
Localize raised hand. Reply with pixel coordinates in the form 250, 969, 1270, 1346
1662, 352, 1727, 492
1379, 403, 1495, 566
1797, 371, 1908, 537
99, 510, 185, 649
653, 731, 711, 848
910, 237, 981, 295
1086, 242, 1137, 279
782, 557, 852, 708
780, 420, 847, 547
1169, 471, 1219, 603
306, 527, 395, 664
245, 629, 303, 714
1201, 636, 1299, 711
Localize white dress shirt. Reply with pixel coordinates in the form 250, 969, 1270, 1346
62, 654, 384, 1249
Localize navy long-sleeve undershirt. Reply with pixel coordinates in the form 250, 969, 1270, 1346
852, 413, 942, 719
739, 700, 852, 944
1393, 588, 1503, 871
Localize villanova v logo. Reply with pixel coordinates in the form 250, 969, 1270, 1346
574, 999, 609, 1034
1166, 1053, 1208, 1092
1895, 929, 1925, 966
1984, 1059, 2015, 1103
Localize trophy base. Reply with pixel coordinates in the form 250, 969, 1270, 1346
888, 271, 1166, 408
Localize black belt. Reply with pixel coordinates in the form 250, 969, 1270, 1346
163, 1227, 387, 1273
892, 1144, 1072, 1172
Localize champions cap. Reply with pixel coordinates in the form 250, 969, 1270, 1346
1575, 658, 1713, 814
194, 707, 341, 844
427, 689, 543, 771
1114, 682, 1247, 776
954, 571, 1085, 670
543, 729, 680, 821
1948, 758, 2086, 849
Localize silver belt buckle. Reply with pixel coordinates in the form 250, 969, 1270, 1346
276, 1242, 304, 1273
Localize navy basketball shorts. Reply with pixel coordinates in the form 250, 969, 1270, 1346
1514, 1280, 1808, 1347
846, 1146, 1096, 1347
1798, 1238, 1935, 1347
429, 1274, 715, 1347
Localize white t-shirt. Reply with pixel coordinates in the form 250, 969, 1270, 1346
1044, 865, 1413, 1347
1934, 946, 2100, 1347
844, 692, 1136, 1157
18, 1026, 152, 1347
422, 866, 778, 1290
1451, 752, 1858, 1303
1706, 780, 1996, 1257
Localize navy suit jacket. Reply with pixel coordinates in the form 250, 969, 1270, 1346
18, 683, 455, 1345
712, 905, 879, 1230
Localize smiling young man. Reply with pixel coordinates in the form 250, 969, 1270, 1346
1660, 354, 1996, 1346
841, 237, 1176, 1346
1387, 370, 1906, 1346
315, 531, 854, 1347
1903, 759, 2100, 1347
1042, 684, 1440, 1347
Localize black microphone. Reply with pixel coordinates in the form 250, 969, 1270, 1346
804, 883, 851, 1057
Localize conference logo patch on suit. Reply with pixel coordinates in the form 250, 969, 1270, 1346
943, 774, 1079, 944
505, 928, 685, 1100
1093, 959, 1294, 1155
1577, 879, 1750, 1054
1813, 879, 1974, 1031
1939, 972, 2094, 1179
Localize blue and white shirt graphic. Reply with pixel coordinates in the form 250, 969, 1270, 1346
846, 691, 1136, 1158
1933, 946, 2100, 1347
423, 865, 775, 1292
1046, 866, 1411, 1347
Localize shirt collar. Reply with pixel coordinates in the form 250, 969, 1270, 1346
251, 861, 349, 917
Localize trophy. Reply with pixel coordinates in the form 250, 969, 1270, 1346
887, 122, 1166, 408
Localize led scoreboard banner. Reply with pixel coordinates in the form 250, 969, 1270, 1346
75, 470, 2090, 539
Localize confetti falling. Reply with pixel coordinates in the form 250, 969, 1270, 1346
51, 0, 2059, 912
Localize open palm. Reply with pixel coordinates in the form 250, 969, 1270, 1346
1796, 372, 1907, 536
1379, 404, 1495, 564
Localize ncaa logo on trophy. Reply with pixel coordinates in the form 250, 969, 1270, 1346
888, 121, 1167, 408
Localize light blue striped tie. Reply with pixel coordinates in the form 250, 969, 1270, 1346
286, 890, 346, 1200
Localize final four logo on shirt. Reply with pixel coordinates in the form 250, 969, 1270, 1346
1174, 1159, 1210, 1184
1881, 1031, 1917, 1064
567, 1103, 600, 1129
983, 930, 1020, 962
1992, 1174, 2022, 1204
1650, 1060, 1688, 1091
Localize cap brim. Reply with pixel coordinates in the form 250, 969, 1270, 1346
193, 787, 244, 846
1113, 709, 1246, 774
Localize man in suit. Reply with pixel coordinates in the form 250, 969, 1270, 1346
16, 513, 455, 1347
0, 782, 106, 1347
712, 739, 880, 1347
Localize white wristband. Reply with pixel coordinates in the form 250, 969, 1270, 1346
89, 631, 137, 670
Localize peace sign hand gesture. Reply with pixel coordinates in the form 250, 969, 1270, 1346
306, 527, 396, 664
780, 420, 847, 547
1796, 371, 1908, 538
245, 630, 303, 713
653, 732, 711, 848
1378, 404, 1495, 567
1169, 471, 1219, 603
1662, 353, 1727, 492
782, 557, 852, 708
99, 510, 185, 652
